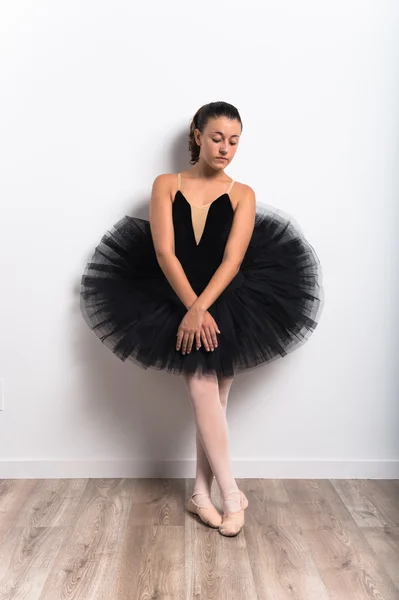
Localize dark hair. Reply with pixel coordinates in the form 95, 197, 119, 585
188, 101, 243, 165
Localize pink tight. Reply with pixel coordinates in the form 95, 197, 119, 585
183, 371, 241, 513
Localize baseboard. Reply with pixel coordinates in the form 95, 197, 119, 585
0, 458, 398, 479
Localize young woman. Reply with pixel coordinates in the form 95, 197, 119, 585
81, 101, 322, 537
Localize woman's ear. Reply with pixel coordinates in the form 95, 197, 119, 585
194, 128, 201, 146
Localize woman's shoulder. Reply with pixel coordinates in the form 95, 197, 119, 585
150, 173, 177, 200
151, 173, 181, 204
152, 173, 176, 187
230, 182, 256, 210
233, 181, 255, 195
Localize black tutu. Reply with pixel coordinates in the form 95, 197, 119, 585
80, 195, 323, 378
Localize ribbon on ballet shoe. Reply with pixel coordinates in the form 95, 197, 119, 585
187, 494, 223, 528
221, 490, 243, 516
219, 491, 248, 537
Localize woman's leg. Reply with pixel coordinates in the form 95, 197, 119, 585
184, 371, 241, 514
191, 375, 235, 507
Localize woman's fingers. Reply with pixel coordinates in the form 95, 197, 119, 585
200, 328, 208, 351
181, 330, 196, 354
176, 328, 184, 351
208, 322, 219, 349
209, 325, 218, 348
203, 326, 216, 351
187, 331, 195, 353
195, 330, 202, 350
204, 326, 213, 350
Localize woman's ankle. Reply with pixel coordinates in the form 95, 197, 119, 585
193, 477, 214, 497
221, 487, 240, 501
191, 491, 215, 508
221, 488, 241, 514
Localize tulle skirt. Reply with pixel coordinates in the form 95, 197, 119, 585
80, 203, 324, 377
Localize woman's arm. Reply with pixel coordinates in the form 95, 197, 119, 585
149, 174, 199, 310
190, 185, 256, 313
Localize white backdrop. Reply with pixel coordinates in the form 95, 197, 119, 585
0, 0, 398, 479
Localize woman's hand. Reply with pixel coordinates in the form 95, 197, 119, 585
176, 307, 204, 354
176, 308, 220, 354
200, 311, 220, 352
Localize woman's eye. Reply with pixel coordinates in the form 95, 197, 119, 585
212, 139, 237, 146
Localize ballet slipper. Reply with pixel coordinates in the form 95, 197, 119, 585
187, 493, 223, 528
218, 490, 249, 537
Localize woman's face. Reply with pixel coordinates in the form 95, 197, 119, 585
194, 116, 241, 170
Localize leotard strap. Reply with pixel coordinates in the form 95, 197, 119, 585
227, 179, 235, 194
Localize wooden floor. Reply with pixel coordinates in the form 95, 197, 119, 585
0, 478, 398, 599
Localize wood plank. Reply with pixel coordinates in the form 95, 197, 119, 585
283, 479, 357, 530
38, 478, 135, 600
331, 479, 399, 528
362, 527, 399, 591
303, 522, 398, 599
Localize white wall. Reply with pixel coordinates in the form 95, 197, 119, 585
1, 0, 398, 479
